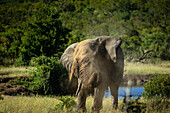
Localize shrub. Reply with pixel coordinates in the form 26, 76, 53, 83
55, 96, 77, 112
120, 98, 146, 113
0, 92, 4, 100
121, 35, 143, 60
142, 75, 170, 98
145, 98, 170, 112
17, 5, 72, 65
141, 31, 170, 60
28, 56, 68, 95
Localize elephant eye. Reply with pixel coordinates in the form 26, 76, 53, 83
90, 43, 96, 50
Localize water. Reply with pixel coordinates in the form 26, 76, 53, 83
105, 87, 144, 98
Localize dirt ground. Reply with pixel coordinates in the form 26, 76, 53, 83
0, 76, 30, 95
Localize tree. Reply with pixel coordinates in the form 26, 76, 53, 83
18, 5, 71, 64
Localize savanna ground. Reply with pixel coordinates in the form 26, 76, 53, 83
0, 61, 170, 113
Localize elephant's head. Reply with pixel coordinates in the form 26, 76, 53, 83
98, 36, 122, 63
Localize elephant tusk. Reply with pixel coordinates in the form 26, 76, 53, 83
76, 80, 82, 96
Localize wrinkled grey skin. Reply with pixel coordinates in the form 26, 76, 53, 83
60, 43, 79, 93
60, 43, 79, 74
60, 36, 124, 112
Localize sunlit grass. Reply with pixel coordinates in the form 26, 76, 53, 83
0, 96, 59, 113
0, 95, 122, 113
1, 96, 169, 113
0, 61, 169, 78
0, 66, 34, 78
124, 61, 170, 74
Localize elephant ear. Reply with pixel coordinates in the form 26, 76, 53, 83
60, 43, 79, 73
99, 36, 122, 63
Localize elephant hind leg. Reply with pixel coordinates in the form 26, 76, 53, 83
78, 84, 88, 112
110, 85, 118, 109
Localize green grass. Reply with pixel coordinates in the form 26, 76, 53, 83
124, 61, 170, 74
1, 96, 169, 113
0, 96, 59, 113
0, 61, 169, 78
0, 66, 34, 78
0, 96, 122, 113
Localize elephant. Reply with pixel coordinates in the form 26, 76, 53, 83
60, 36, 124, 112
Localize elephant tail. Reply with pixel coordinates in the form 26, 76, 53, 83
88, 72, 102, 89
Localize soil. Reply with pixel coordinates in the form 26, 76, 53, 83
0, 76, 31, 96
0, 74, 169, 96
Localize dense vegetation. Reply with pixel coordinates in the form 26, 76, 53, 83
0, 0, 170, 66
28, 56, 68, 95
143, 75, 170, 98
0, 0, 170, 95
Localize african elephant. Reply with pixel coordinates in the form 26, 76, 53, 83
60, 36, 124, 112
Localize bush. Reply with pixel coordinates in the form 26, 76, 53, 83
0, 92, 4, 100
18, 6, 71, 64
121, 35, 143, 60
55, 96, 77, 112
28, 56, 68, 95
142, 75, 170, 98
141, 31, 170, 60
145, 98, 170, 112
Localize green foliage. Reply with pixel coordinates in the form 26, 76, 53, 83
121, 35, 142, 60
0, 28, 23, 65
0, 92, 4, 100
0, 2, 73, 66
120, 98, 146, 113
19, 5, 71, 64
55, 96, 77, 112
28, 56, 68, 95
142, 75, 170, 98
145, 98, 170, 112
141, 31, 170, 60
9, 76, 29, 87
120, 97, 170, 113
0, 0, 170, 66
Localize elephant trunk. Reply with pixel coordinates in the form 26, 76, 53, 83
76, 79, 82, 96
88, 72, 102, 89
75, 72, 102, 96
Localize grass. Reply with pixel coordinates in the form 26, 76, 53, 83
0, 61, 169, 78
0, 95, 122, 113
1, 95, 169, 113
124, 61, 170, 74
0, 61, 169, 112
0, 95, 59, 113
0, 66, 34, 78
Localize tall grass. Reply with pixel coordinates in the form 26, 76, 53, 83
0, 96, 59, 113
124, 61, 170, 74
0, 96, 170, 113
0, 66, 33, 77
0, 61, 170, 78
0, 96, 122, 113
1, 96, 169, 113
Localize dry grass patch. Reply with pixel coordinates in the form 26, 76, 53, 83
0, 96, 59, 113
0, 66, 34, 78
0, 95, 123, 113
124, 61, 170, 74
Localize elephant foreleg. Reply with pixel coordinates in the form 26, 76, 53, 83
110, 85, 118, 109
92, 87, 105, 113
78, 84, 88, 113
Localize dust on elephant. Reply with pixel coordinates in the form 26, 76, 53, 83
60, 36, 124, 112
